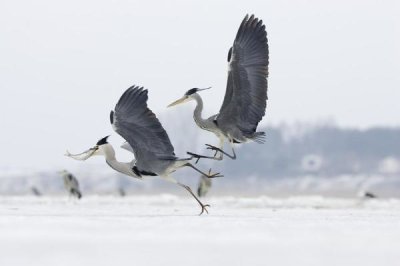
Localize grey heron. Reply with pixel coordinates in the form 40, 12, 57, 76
66, 86, 221, 215
356, 175, 378, 200
197, 169, 212, 197
30, 186, 42, 196
363, 192, 377, 199
118, 187, 126, 197
59, 170, 82, 199
168, 14, 269, 161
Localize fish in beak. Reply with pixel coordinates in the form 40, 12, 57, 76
167, 96, 189, 108
65, 135, 109, 161
65, 146, 99, 161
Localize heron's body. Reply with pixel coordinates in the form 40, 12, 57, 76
168, 14, 269, 160
100, 142, 190, 179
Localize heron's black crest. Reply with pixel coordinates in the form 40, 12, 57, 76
185, 88, 199, 96
110, 110, 114, 124
96, 135, 109, 145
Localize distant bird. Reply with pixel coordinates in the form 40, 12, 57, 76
66, 86, 221, 215
118, 187, 126, 197
363, 191, 377, 199
356, 176, 378, 199
59, 170, 82, 199
197, 169, 212, 197
30, 186, 42, 197
168, 14, 269, 161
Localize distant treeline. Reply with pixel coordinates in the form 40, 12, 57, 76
217, 126, 400, 178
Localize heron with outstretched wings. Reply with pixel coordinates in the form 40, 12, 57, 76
66, 86, 221, 215
168, 14, 269, 161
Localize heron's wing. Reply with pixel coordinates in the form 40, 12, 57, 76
217, 14, 269, 134
120, 141, 134, 153
71, 177, 80, 189
111, 86, 176, 162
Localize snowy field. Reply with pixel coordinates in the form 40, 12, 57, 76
1, 196, 400, 266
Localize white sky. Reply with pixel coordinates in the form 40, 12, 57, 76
0, 0, 399, 168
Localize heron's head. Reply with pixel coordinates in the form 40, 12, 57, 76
65, 135, 112, 161
167, 87, 211, 107
90, 135, 111, 156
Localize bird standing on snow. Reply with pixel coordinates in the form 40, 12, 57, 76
59, 170, 82, 199
197, 170, 213, 197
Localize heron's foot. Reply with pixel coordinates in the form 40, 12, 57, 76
205, 144, 224, 160
207, 169, 223, 178
199, 203, 210, 215
205, 144, 223, 153
206, 144, 236, 160
187, 152, 213, 164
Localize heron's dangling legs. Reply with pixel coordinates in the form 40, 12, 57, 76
184, 163, 223, 178
164, 175, 210, 215
177, 153, 218, 164
186, 152, 216, 164
206, 141, 237, 160
178, 182, 210, 215
186, 138, 224, 163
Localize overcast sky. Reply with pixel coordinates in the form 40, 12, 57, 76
1, 0, 399, 169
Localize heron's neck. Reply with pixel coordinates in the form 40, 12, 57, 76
192, 93, 208, 127
102, 145, 138, 178
102, 144, 116, 161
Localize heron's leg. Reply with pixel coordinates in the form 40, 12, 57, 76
184, 163, 223, 178
163, 175, 210, 215
186, 138, 225, 163
214, 138, 225, 160
186, 152, 216, 164
177, 182, 210, 215
206, 141, 236, 160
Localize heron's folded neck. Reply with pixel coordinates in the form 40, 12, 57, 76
193, 93, 207, 127
103, 144, 138, 178
102, 144, 116, 161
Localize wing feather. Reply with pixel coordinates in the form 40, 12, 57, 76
111, 86, 176, 164
218, 14, 269, 135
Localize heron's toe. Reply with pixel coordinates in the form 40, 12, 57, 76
199, 204, 210, 215
208, 172, 223, 178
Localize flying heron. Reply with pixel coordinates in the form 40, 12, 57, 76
59, 170, 82, 199
66, 86, 221, 214
168, 14, 269, 161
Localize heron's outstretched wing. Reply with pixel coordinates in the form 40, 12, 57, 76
111, 86, 176, 163
217, 14, 269, 135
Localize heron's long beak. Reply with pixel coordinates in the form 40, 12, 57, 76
167, 96, 187, 108
65, 146, 98, 161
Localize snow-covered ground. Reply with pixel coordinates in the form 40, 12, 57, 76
1, 196, 400, 266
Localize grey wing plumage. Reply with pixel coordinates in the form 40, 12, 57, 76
120, 141, 134, 153
110, 86, 176, 163
63, 173, 80, 190
217, 14, 269, 136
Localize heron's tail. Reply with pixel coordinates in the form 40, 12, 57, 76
251, 131, 266, 144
